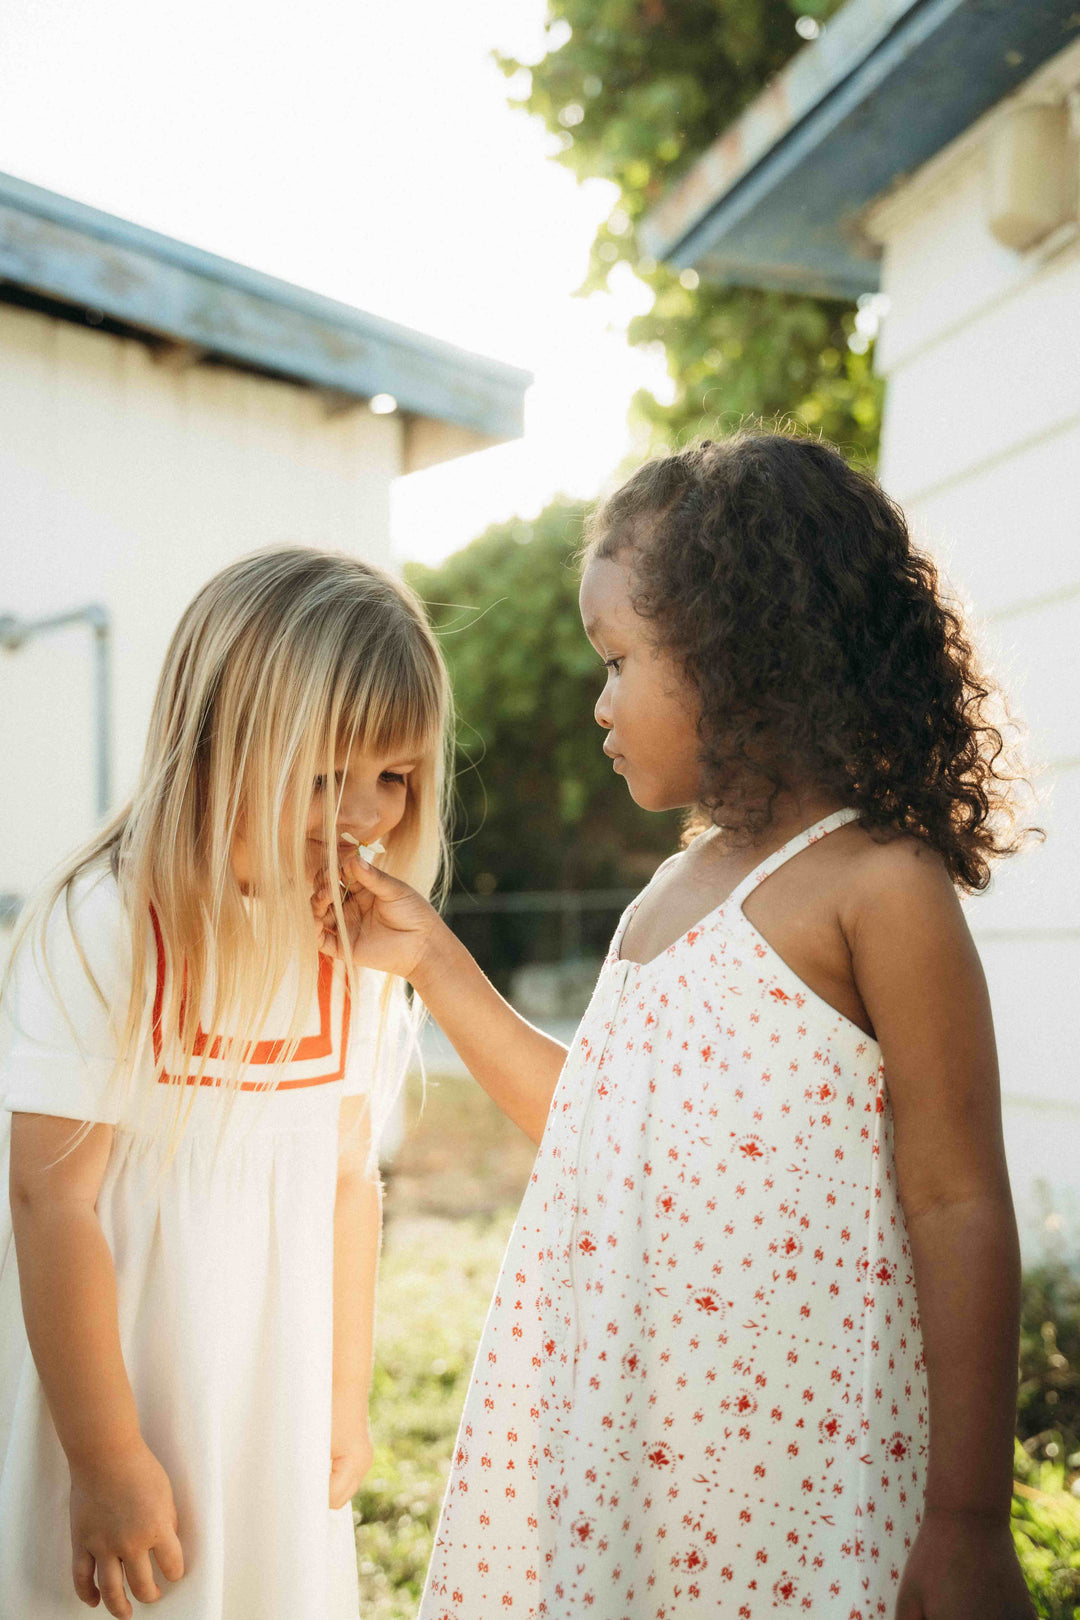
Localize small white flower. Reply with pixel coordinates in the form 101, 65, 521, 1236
342, 834, 386, 861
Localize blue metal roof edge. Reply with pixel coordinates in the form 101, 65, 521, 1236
641, 0, 1080, 300
0, 170, 532, 439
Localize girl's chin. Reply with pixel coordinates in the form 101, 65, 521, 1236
626, 773, 698, 813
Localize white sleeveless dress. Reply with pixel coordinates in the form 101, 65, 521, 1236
420, 809, 928, 1620
0, 865, 405, 1620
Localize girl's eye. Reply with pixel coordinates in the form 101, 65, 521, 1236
313, 770, 408, 789
604, 657, 623, 674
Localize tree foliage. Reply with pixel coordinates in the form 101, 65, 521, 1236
408, 2, 890, 915
404, 502, 681, 898
495, 0, 882, 457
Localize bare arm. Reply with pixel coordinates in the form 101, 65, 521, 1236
846, 844, 1033, 1618
410, 928, 568, 1146
10, 1113, 183, 1618
329, 1095, 381, 1508
317, 859, 569, 1146
10, 1115, 140, 1468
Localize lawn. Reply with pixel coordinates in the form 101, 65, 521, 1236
357, 1071, 1080, 1618
354, 1067, 534, 1619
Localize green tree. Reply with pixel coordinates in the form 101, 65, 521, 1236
404, 501, 680, 902
409, 2, 888, 939
496, 0, 882, 458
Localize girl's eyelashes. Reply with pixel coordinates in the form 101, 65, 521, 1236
603, 657, 624, 674
312, 770, 409, 790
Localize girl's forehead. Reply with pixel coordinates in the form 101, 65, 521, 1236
580, 554, 636, 633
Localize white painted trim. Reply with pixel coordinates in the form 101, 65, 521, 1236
879, 233, 1080, 382
972, 928, 1080, 943
892, 408, 1080, 508
989, 580, 1080, 623
1001, 1093, 1080, 1116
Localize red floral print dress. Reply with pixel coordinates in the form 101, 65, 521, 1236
419, 810, 928, 1619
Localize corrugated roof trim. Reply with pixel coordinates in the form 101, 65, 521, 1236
0, 170, 531, 441
640, 0, 1080, 301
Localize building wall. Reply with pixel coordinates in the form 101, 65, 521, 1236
868, 40, 1080, 1260
0, 302, 402, 904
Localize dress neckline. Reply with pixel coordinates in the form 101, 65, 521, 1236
613, 807, 860, 971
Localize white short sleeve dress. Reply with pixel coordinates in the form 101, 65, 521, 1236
419, 810, 929, 1620
0, 863, 403, 1620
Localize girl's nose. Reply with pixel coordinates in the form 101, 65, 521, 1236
594, 691, 613, 729
336, 782, 381, 836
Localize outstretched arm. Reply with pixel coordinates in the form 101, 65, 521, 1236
410, 926, 569, 1146
315, 857, 569, 1146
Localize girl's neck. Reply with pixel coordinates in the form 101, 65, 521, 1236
706, 785, 850, 860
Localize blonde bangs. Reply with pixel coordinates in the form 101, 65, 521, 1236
2, 547, 452, 1175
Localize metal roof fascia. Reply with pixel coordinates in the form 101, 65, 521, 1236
642, 0, 1080, 300
650, 0, 970, 290
641, 0, 919, 261
0, 170, 531, 439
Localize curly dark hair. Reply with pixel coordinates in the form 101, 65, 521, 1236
581, 431, 1034, 891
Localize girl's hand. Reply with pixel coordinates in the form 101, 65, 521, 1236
895, 1511, 1035, 1619
329, 1401, 374, 1510
312, 854, 443, 983
69, 1440, 184, 1617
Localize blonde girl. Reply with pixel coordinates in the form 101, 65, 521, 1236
0, 547, 450, 1620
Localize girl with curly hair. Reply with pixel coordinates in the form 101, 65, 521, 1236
327, 432, 1037, 1620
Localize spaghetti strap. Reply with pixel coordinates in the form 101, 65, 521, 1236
727, 806, 860, 910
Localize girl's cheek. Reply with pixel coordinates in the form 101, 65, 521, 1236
387, 784, 413, 831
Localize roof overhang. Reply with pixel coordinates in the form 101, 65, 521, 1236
0, 169, 531, 448
640, 0, 1080, 300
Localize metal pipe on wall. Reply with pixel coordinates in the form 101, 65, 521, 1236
0, 601, 112, 815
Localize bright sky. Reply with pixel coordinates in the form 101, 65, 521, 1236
0, 0, 672, 568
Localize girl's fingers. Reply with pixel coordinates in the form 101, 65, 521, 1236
341, 853, 397, 893
329, 1455, 364, 1510
328, 1457, 349, 1510
122, 1551, 159, 1604
152, 1529, 185, 1584
95, 1555, 132, 1620
72, 1549, 100, 1607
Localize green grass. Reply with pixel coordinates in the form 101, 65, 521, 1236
354, 1068, 533, 1617
357, 1072, 1080, 1615
355, 1208, 517, 1618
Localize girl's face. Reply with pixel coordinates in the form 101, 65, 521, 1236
579, 553, 703, 812
230, 737, 421, 893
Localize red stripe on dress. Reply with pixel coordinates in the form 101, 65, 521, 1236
149, 904, 351, 1089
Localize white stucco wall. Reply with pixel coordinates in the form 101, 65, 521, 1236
0, 304, 413, 1153
868, 40, 1080, 1261
0, 303, 402, 902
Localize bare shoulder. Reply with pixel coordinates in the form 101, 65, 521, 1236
649, 847, 689, 886
835, 823, 969, 944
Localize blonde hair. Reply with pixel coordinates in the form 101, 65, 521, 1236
2, 546, 452, 1173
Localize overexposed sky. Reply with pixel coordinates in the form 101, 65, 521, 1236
0, 0, 671, 566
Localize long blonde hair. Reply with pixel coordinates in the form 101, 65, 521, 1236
2, 546, 452, 1170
